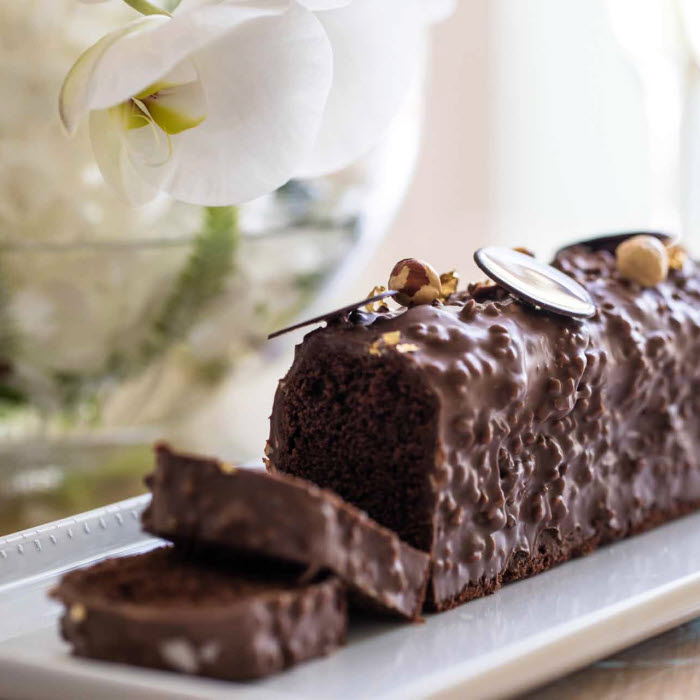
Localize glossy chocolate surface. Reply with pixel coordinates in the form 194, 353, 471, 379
555, 231, 675, 256
269, 246, 700, 608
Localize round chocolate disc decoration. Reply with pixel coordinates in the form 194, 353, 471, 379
555, 230, 677, 257
474, 247, 596, 319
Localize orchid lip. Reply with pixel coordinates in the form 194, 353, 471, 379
120, 79, 207, 136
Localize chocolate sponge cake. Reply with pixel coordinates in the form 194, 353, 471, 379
51, 547, 346, 680
267, 244, 700, 610
143, 444, 430, 620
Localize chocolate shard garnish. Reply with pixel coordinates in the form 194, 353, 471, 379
268, 290, 398, 340
474, 246, 596, 319
555, 231, 677, 256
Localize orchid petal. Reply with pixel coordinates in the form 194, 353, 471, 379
59, 17, 165, 135
295, 0, 352, 10
296, 0, 423, 177
133, 58, 200, 98
89, 109, 162, 205
174, 0, 220, 12
81, 0, 181, 11
130, 2, 332, 205
124, 114, 175, 168
77, 1, 289, 114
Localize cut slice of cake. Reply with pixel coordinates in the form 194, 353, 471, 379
142, 443, 430, 620
51, 547, 346, 680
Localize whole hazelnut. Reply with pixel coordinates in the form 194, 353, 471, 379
616, 235, 669, 287
389, 258, 442, 306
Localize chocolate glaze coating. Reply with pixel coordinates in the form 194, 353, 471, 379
268, 247, 700, 610
143, 444, 430, 620
51, 548, 346, 681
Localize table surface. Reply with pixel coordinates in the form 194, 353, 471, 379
527, 617, 700, 698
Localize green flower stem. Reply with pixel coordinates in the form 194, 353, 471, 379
0, 255, 24, 409
0, 260, 16, 361
121, 0, 172, 17
139, 205, 239, 365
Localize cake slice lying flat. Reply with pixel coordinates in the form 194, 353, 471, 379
142, 444, 430, 621
267, 245, 700, 610
51, 547, 346, 681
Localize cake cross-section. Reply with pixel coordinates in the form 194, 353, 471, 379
51, 547, 346, 680
143, 444, 430, 620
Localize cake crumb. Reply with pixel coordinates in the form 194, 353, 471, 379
160, 638, 199, 674
69, 603, 86, 623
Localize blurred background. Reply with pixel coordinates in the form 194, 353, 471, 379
363, 0, 700, 290
3, 0, 700, 532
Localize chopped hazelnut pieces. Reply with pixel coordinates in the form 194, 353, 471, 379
469, 280, 500, 301
616, 235, 669, 287
389, 258, 442, 306
439, 270, 459, 300
667, 244, 687, 271
381, 331, 401, 345
364, 286, 391, 313
219, 461, 237, 475
368, 331, 404, 356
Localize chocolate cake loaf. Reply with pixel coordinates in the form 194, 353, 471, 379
143, 444, 430, 620
267, 242, 700, 610
51, 547, 346, 680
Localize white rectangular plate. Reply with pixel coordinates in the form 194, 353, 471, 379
1, 496, 700, 700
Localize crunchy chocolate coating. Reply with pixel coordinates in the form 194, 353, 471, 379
268, 246, 700, 610
51, 548, 346, 681
143, 444, 430, 620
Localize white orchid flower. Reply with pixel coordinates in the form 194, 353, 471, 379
61, 0, 449, 206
